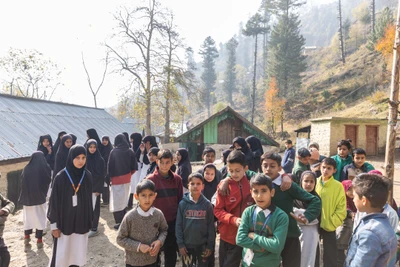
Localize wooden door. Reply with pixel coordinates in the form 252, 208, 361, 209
366, 126, 378, 155
345, 125, 358, 148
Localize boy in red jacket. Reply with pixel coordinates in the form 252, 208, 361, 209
214, 150, 254, 267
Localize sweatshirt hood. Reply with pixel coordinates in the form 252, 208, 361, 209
183, 192, 206, 204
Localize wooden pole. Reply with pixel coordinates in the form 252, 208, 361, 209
384, 0, 400, 205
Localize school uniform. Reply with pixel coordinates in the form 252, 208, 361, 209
85, 139, 105, 232
108, 134, 138, 224
177, 148, 192, 190
245, 135, 264, 173
53, 134, 73, 180
100, 135, 113, 204
37, 134, 55, 170
52, 131, 67, 159
232, 137, 257, 172
19, 151, 51, 239
48, 145, 94, 267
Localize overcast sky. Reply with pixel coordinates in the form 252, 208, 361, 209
0, 0, 330, 108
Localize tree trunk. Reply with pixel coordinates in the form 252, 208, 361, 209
93, 95, 97, 108
338, 0, 346, 64
370, 0, 375, 34
251, 35, 258, 123
384, 0, 400, 206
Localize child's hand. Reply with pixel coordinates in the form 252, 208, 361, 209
0, 210, 5, 216
281, 174, 292, 191
290, 212, 308, 224
52, 229, 61, 238
139, 244, 151, 254
202, 248, 212, 258
218, 178, 230, 196
179, 247, 188, 256
235, 218, 242, 227
248, 232, 255, 240
139, 143, 145, 153
149, 240, 161, 256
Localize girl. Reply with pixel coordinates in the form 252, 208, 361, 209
48, 145, 93, 267
294, 171, 320, 267
336, 180, 356, 266
19, 151, 51, 249
53, 134, 73, 180
37, 134, 55, 170
100, 136, 113, 205
86, 128, 102, 152
123, 132, 131, 148
331, 139, 353, 181
219, 149, 231, 179
232, 136, 257, 172
85, 139, 105, 237
130, 132, 142, 154
202, 163, 220, 203
52, 131, 66, 157
128, 133, 142, 209
68, 133, 77, 146
108, 134, 138, 228
146, 147, 160, 176
176, 148, 192, 192
245, 135, 264, 172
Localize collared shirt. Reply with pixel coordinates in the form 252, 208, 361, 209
189, 194, 198, 203
272, 175, 282, 186
255, 206, 271, 217
137, 206, 155, 217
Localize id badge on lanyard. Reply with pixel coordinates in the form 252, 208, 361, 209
64, 168, 85, 207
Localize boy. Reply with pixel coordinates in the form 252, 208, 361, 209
117, 179, 168, 267
197, 147, 223, 181
261, 152, 321, 267
176, 173, 215, 267
346, 174, 397, 267
146, 147, 160, 176
236, 174, 289, 267
146, 149, 183, 267
214, 150, 255, 267
292, 148, 311, 183
0, 175, 14, 266
341, 148, 374, 181
315, 158, 347, 267
282, 140, 295, 174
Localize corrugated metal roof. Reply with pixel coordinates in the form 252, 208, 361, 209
0, 94, 128, 161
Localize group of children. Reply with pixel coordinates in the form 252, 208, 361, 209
1, 131, 398, 267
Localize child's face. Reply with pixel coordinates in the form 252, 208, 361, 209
42, 138, 50, 147
285, 143, 292, 149
233, 142, 241, 149
145, 141, 151, 151
203, 152, 215, 164
135, 189, 157, 212
204, 167, 216, 182
261, 159, 282, 179
88, 144, 96, 154
148, 152, 157, 163
353, 191, 366, 212
227, 162, 247, 182
102, 139, 109, 146
251, 184, 275, 210
301, 174, 315, 193
298, 156, 310, 165
346, 186, 354, 199
157, 158, 173, 174
338, 145, 350, 158
65, 138, 73, 148
353, 153, 366, 168
188, 177, 204, 196
176, 152, 182, 163
73, 154, 86, 169
321, 162, 336, 178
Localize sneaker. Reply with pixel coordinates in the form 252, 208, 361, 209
88, 230, 99, 238
37, 241, 44, 249
113, 223, 120, 230
24, 237, 31, 245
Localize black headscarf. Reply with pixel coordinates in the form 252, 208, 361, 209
130, 133, 142, 153
53, 134, 73, 179
233, 136, 257, 172
245, 135, 264, 172
37, 134, 55, 169
123, 132, 131, 148
19, 151, 51, 206
177, 148, 192, 189
53, 131, 67, 156
108, 134, 138, 177
85, 139, 105, 193
202, 163, 219, 202
100, 135, 113, 164
222, 149, 231, 165
140, 135, 158, 165
86, 128, 102, 150
69, 133, 77, 146
48, 144, 93, 235
294, 171, 320, 209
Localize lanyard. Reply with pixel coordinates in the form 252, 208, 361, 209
252, 208, 272, 235
64, 168, 85, 195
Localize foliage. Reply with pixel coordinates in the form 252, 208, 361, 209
375, 23, 395, 58
333, 101, 347, 111
352, 1, 370, 25
264, 77, 286, 134
223, 37, 238, 106
199, 36, 219, 118
368, 7, 394, 50
0, 48, 62, 100
214, 102, 227, 113
367, 90, 387, 105
322, 90, 331, 100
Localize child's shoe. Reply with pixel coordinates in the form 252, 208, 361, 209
37, 239, 43, 249
24, 235, 31, 246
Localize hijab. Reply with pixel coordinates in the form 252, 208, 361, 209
85, 139, 105, 192
294, 171, 320, 209
66, 144, 87, 180
130, 133, 142, 153
19, 151, 52, 206
245, 135, 264, 155
53, 134, 73, 178
140, 135, 158, 165
233, 136, 256, 172
53, 131, 67, 155
86, 128, 102, 150
68, 133, 77, 146
233, 136, 250, 154
100, 135, 113, 164
222, 149, 231, 165
123, 132, 131, 148
342, 180, 357, 212
177, 148, 192, 189
37, 134, 53, 153
108, 134, 138, 177
202, 163, 219, 202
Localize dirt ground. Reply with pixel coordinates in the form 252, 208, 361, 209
4, 154, 400, 267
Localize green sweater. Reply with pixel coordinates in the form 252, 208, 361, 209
292, 161, 310, 183
331, 154, 353, 181
236, 205, 289, 267
272, 180, 321, 238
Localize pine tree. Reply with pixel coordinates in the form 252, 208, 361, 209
338, 0, 346, 63
367, 7, 394, 50
199, 36, 219, 118
223, 37, 238, 106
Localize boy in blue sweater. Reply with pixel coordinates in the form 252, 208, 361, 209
176, 173, 215, 267
341, 148, 374, 181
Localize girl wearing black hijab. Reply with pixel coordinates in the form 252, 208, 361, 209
19, 151, 51, 249
52, 131, 66, 157
219, 149, 232, 179
108, 134, 138, 228
68, 133, 77, 146
232, 136, 257, 172
48, 145, 93, 267
37, 134, 55, 170
176, 148, 192, 191
53, 134, 73, 179
85, 139, 105, 237
122, 132, 131, 148
100, 136, 113, 205
86, 129, 102, 151
130, 132, 142, 153
245, 135, 264, 172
